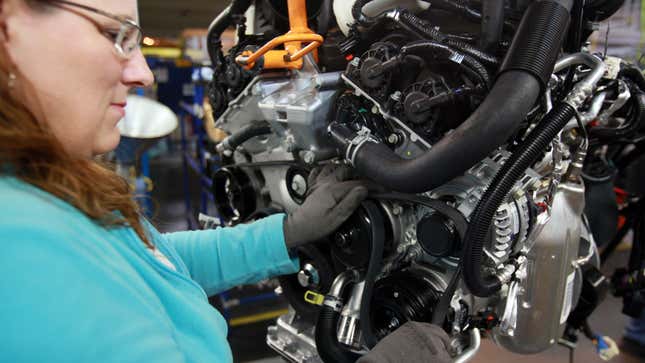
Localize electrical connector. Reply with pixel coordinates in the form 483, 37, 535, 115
592, 334, 620, 361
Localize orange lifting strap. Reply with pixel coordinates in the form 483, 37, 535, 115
235, 0, 323, 70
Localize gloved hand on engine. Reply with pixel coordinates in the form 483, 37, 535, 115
283, 163, 368, 248
357, 321, 453, 363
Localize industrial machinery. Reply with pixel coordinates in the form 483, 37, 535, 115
205, 0, 644, 361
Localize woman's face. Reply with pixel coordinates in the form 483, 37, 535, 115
1, 0, 154, 158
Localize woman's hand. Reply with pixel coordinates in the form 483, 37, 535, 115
283, 163, 368, 248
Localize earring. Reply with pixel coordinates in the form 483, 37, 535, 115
7, 72, 16, 89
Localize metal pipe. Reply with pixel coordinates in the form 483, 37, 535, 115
572, 235, 599, 268
554, 53, 606, 108
554, 53, 605, 83
328, 270, 361, 299
315, 71, 344, 91
453, 329, 481, 363
563, 91, 608, 131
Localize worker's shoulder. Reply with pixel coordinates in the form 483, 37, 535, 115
0, 177, 120, 254
0, 176, 87, 225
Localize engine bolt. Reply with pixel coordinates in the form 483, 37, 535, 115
335, 232, 350, 248
291, 174, 307, 196
302, 150, 315, 164
297, 263, 320, 287
390, 91, 402, 102
387, 317, 400, 330
387, 133, 400, 144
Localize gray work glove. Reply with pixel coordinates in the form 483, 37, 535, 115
283, 163, 368, 248
357, 322, 453, 363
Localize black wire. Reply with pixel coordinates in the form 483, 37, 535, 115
603, 21, 611, 59
582, 320, 595, 340
565, 0, 585, 53
574, 109, 589, 141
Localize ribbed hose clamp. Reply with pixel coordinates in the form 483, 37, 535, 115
345, 127, 378, 167
322, 296, 343, 312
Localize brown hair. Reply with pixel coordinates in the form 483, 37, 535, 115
0, 69, 153, 248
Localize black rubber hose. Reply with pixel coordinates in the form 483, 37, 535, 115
619, 64, 645, 92
500, 0, 572, 90
401, 41, 491, 88
352, 0, 374, 23
584, 0, 625, 21
463, 102, 577, 297
330, 71, 540, 193
315, 201, 385, 360
432, 0, 482, 21
358, 201, 386, 349
564, 0, 585, 53
219, 121, 272, 151
315, 306, 361, 363
396, 9, 500, 68
206, 0, 252, 71
615, 136, 645, 170
481, 0, 505, 52
330, 1, 572, 194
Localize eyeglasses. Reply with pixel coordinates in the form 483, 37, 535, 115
39, 0, 143, 59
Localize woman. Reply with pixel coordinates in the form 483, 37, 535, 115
0, 1, 451, 362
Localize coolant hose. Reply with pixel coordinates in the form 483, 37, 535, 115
352, 0, 374, 23
315, 270, 362, 363
329, 0, 572, 194
481, 0, 505, 52
316, 306, 361, 363
461, 52, 605, 297
206, 0, 252, 71
619, 64, 645, 92
462, 102, 577, 297
314, 201, 385, 361
584, 0, 626, 21
216, 121, 272, 154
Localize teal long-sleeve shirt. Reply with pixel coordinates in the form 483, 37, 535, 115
0, 176, 300, 362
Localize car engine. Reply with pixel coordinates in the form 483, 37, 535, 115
205, 0, 643, 361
